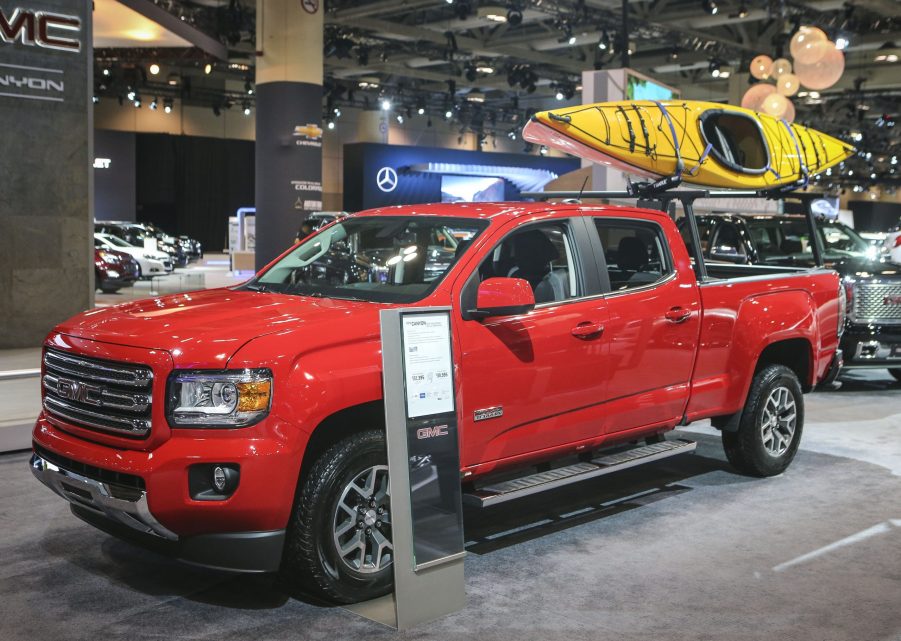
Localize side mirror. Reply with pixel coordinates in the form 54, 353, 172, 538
469, 277, 535, 319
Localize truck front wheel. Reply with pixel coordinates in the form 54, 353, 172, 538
281, 430, 393, 604
722, 364, 804, 477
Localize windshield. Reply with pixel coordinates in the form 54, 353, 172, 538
747, 219, 878, 264
251, 216, 487, 303
100, 234, 133, 248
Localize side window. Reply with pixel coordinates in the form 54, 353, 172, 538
477, 222, 580, 304
709, 222, 747, 261
594, 219, 673, 291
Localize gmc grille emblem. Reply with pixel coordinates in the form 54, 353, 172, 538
416, 424, 448, 440
884, 295, 901, 306
56, 377, 103, 406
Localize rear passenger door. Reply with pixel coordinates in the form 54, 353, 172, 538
590, 217, 701, 433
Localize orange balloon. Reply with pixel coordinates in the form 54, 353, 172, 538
782, 99, 796, 123
761, 92, 789, 118
777, 73, 800, 96
795, 44, 845, 90
741, 83, 776, 111
790, 26, 827, 60
794, 38, 830, 65
750, 55, 773, 80
772, 58, 792, 77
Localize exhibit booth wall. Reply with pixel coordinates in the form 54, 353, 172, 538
0, 0, 93, 348
343, 142, 580, 211
94, 129, 136, 221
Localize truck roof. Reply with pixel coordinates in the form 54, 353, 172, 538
353, 201, 668, 222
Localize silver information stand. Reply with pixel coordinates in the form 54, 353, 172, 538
345, 307, 466, 630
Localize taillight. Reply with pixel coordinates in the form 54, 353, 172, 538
893, 235, 901, 248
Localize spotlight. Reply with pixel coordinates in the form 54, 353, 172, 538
555, 89, 564, 101
149, 63, 160, 75
506, 7, 523, 26
126, 89, 136, 101
539, 145, 548, 155
396, 113, 404, 124
92, 95, 99, 104
835, 34, 850, 50
334, 107, 342, 117
418, 107, 425, 115
669, 46, 679, 61
102, 67, 111, 77
465, 63, 477, 82
326, 119, 335, 129
204, 63, 212, 74
245, 80, 253, 95
708, 59, 721, 77
381, 98, 392, 110
597, 30, 610, 51
507, 129, 517, 140
133, 96, 142, 108
149, 97, 158, 110
243, 104, 251, 116
445, 109, 453, 119
702, 0, 717, 15
163, 98, 173, 113
737, 2, 748, 18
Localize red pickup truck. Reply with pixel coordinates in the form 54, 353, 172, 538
31, 201, 843, 603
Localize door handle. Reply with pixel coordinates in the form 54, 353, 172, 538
571, 321, 605, 340
665, 307, 692, 323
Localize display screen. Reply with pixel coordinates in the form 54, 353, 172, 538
626, 75, 675, 101
441, 175, 505, 203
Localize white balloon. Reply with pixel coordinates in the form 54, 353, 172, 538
795, 43, 845, 90
777, 73, 800, 97
772, 58, 792, 77
790, 26, 828, 61
741, 83, 776, 111
750, 55, 773, 80
761, 92, 789, 118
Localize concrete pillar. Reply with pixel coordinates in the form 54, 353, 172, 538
254, 0, 324, 269
0, 0, 93, 347
357, 109, 388, 144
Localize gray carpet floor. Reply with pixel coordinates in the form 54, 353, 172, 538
2, 372, 900, 641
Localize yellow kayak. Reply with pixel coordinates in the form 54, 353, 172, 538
523, 100, 854, 190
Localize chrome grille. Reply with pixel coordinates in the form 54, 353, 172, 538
851, 282, 901, 325
43, 349, 154, 438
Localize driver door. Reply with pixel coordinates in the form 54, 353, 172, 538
453, 217, 610, 469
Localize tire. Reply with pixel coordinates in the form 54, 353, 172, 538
889, 369, 901, 383
280, 430, 393, 604
722, 364, 804, 477
99, 285, 120, 294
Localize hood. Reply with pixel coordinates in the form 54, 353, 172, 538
56, 288, 383, 368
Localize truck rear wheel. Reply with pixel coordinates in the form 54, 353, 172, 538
889, 369, 901, 383
280, 430, 393, 604
722, 364, 804, 477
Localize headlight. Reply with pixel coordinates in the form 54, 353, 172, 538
167, 369, 272, 427
99, 251, 118, 264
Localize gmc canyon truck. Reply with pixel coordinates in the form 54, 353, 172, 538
685, 212, 901, 379
31, 201, 843, 603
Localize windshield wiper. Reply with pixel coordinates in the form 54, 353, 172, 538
244, 282, 271, 293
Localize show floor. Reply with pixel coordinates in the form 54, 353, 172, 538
1, 373, 900, 641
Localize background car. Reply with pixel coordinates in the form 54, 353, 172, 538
94, 247, 140, 293
94, 233, 172, 278
883, 224, 901, 264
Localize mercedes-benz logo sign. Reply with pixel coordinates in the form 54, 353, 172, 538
376, 166, 398, 193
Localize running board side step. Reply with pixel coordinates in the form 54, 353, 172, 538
463, 439, 697, 508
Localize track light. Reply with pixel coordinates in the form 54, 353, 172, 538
396, 113, 404, 124
102, 67, 111, 77
243, 103, 251, 116
133, 96, 141, 108
149, 97, 158, 110
835, 34, 850, 50
555, 89, 565, 101
506, 7, 523, 26
737, 2, 748, 18
702, 0, 717, 15
92, 95, 99, 104
597, 30, 610, 51
669, 46, 679, 61
418, 107, 425, 115
334, 107, 342, 117
126, 89, 136, 101
149, 63, 160, 75
539, 145, 548, 155
445, 109, 453, 119
507, 129, 517, 140
708, 59, 721, 77
204, 63, 212, 74
245, 80, 253, 95
381, 98, 391, 110
163, 98, 173, 113
326, 118, 335, 129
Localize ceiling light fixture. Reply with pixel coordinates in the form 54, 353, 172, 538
702, 0, 718, 15
204, 63, 212, 75
149, 63, 160, 75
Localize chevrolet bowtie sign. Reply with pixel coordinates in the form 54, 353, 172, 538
0, 7, 82, 52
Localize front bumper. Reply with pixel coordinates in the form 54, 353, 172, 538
840, 325, 901, 369
30, 447, 285, 572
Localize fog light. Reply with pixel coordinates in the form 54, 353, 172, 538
213, 466, 227, 491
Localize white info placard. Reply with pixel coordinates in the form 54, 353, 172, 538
401, 312, 454, 418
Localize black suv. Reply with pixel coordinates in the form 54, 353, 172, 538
684, 213, 901, 381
